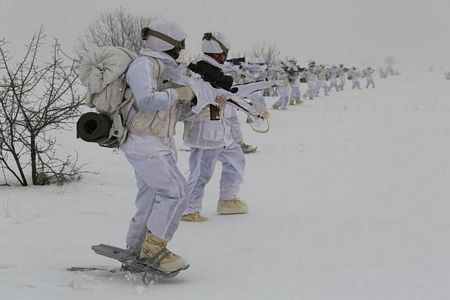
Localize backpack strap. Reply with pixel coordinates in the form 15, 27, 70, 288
113, 51, 162, 117
106, 77, 134, 148
145, 56, 164, 90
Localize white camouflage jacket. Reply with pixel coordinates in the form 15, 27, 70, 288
120, 49, 188, 157
182, 55, 234, 150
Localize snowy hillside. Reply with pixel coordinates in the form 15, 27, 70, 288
1, 68, 450, 299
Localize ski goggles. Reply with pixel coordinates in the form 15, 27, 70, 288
148, 29, 185, 49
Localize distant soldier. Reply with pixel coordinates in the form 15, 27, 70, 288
327, 65, 339, 93
272, 64, 291, 109
337, 64, 346, 91
349, 67, 362, 90
363, 67, 375, 88
285, 58, 303, 105
317, 65, 329, 96
303, 60, 319, 100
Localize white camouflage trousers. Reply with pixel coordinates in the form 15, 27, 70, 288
338, 77, 346, 90
226, 113, 243, 142
273, 95, 289, 108
352, 79, 361, 89
125, 152, 188, 249
304, 80, 318, 99
274, 85, 290, 108
365, 78, 375, 88
289, 82, 301, 99
328, 78, 339, 92
184, 142, 245, 214
320, 80, 329, 96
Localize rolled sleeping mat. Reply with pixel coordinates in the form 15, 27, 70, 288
77, 112, 112, 143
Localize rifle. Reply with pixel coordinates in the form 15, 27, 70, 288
187, 60, 271, 133
226, 57, 245, 66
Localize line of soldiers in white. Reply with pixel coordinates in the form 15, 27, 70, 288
220, 60, 378, 156
114, 16, 385, 274
224, 57, 378, 111
259, 60, 376, 110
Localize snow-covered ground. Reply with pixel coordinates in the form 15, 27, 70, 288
2, 68, 450, 299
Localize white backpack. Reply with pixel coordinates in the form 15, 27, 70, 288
77, 46, 137, 148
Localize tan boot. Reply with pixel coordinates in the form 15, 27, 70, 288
295, 98, 304, 104
238, 140, 257, 154
289, 99, 296, 105
272, 103, 280, 110
181, 212, 208, 222
140, 231, 188, 273
217, 199, 248, 215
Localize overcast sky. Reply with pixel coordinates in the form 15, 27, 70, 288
1, 0, 449, 67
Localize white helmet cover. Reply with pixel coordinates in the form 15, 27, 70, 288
288, 57, 297, 65
201, 31, 230, 55
144, 17, 187, 51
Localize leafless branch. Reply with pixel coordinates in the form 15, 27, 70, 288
0, 28, 85, 186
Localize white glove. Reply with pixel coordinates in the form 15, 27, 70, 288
174, 86, 195, 101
